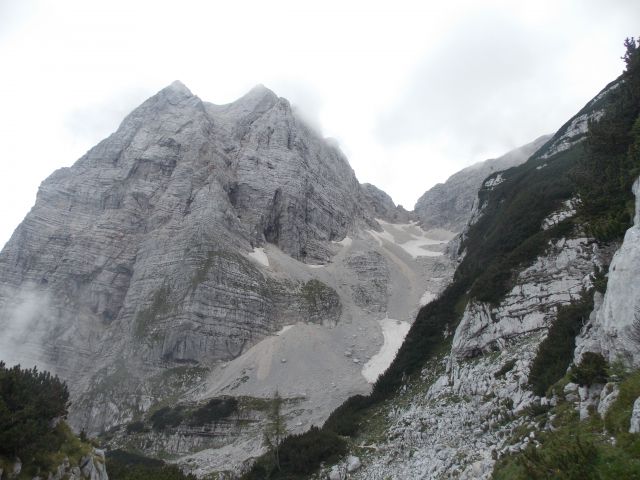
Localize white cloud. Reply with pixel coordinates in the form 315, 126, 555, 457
0, 0, 638, 246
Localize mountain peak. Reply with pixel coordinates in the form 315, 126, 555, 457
233, 84, 278, 108
247, 83, 277, 98
153, 80, 194, 106
166, 80, 192, 95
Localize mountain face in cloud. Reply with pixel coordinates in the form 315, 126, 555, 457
0, 81, 418, 442
414, 134, 552, 233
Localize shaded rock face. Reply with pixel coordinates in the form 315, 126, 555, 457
414, 135, 551, 233
0, 82, 396, 432
360, 183, 414, 223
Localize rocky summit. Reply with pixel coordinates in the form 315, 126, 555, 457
0, 82, 454, 473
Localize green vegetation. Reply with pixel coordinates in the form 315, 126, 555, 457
300, 279, 340, 320
574, 37, 640, 241
0, 361, 70, 458
106, 449, 197, 480
244, 427, 346, 479
604, 369, 640, 440
134, 285, 172, 338
146, 397, 239, 432
263, 391, 286, 472
528, 294, 594, 396
493, 368, 640, 479
189, 397, 238, 426
570, 352, 609, 387
495, 359, 517, 379
150, 405, 188, 431
0, 361, 95, 478
592, 264, 609, 293
461, 157, 577, 306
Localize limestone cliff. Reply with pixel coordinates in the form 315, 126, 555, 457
575, 176, 640, 366
0, 82, 403, 429
0, 82, 453, 475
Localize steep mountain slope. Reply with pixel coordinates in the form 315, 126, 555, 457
0, 82, 454, 474
414, 134, 551, 232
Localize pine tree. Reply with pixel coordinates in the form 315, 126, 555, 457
263, 390, 286, 473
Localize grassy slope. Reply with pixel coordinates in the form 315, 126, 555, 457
493, 369, 640, 479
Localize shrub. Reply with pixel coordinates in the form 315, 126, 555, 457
528, 294, 594, 396
149, 406, 185, 431
495, 368, 640, 479
0, 361, 70, 458
106, 450, 197, 480
126, 421, 146, 434
243, 426, 346, 479
495, 359, 517, 379
570, 352, 609, 387
573, 38, 640, 241
189, 397, 238, 426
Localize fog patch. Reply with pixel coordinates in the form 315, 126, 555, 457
0, 285, 55, 372
65, 86, 153, 146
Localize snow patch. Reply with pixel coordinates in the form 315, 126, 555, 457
276, 325, 295, 336
333, 236, 353, 247
362, 318, 411, 383
400, 239, 444, 258
247, 247, 269, 267
367, 220, 447, 258
420, 291, 437, 306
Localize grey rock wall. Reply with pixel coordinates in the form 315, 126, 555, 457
0, 82, 398, 434
575, 176, 640, 366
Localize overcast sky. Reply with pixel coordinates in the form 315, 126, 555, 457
1, 0, 639, 248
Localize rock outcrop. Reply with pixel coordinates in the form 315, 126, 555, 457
452, 237, 603, 358
0, 450, 108, 480
360, 183, 413, 223
575, 177, 640, 366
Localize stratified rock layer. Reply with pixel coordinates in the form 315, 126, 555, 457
0, 82, 403, 434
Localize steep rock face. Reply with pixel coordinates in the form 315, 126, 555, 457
211, 85, 373, 262
575, 176, 640, 365
360, 183, 413, 223
452, 237, 603, 358
414, 135, 550, 233
0, 82, 398, 435
1, 449, 109, 480
538, 80, 620, 160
